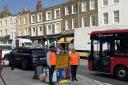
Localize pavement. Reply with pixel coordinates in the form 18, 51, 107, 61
0, 66, 112, 85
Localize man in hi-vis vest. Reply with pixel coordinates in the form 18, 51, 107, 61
70, 48, 80, 81
47, 46, 56, 85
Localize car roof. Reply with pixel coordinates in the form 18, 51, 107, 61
17, 47, 45, 50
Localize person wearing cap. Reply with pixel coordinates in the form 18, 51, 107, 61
47, 46, 56, 85
69, 48, 80, 81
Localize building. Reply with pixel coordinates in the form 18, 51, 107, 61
0, 6, 16, 44
29, 0, 63, 46
61, 0, 98, 44
16, 9, 31, 37
16, 0, 98, 47
98, 0, 128, 26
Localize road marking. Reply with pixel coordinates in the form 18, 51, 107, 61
93, 80, 113, 85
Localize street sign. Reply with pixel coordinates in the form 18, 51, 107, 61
56, 54, 69, 69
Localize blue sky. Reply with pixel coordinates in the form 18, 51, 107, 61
0, 0, 65, 14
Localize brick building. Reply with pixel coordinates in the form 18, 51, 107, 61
16, 0, 98, 47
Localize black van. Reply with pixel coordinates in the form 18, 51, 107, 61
4, 47, 47, 70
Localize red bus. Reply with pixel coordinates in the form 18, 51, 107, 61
88, 29, 128, 80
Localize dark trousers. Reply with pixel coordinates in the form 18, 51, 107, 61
70, 65, 78, 80
49, 65, 55, 84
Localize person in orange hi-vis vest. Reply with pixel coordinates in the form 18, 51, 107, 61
47, 46, 56, 85
70, 48, 80, 81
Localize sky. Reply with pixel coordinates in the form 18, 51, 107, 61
0, 0, 65, 15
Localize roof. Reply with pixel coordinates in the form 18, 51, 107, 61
91, 29, 128, 35
18, 47, 44, 50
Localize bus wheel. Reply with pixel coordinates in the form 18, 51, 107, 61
115, 66, 128, 80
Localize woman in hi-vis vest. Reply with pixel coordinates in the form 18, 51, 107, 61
70, 48, 80, 81
47, 46, 56, 85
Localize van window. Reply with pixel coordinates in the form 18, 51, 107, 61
0, 45, 12, 50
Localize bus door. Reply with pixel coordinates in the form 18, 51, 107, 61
93, 40, 112, 72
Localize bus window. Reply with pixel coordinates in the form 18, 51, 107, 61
115, 39, 128, 52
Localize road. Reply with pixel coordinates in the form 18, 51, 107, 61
78, 59, 128, 85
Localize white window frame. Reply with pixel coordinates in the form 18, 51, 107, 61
72, 4, 77, 14
55, 22, 61, 33
103, 12, 108, 24
37, 13, 43, 22
19, 19, 21, 25
0, 21, 2, 27
90, 15, 96, 26
65, 20, 70, 30
31, 15, 36, 23
113, 10, 119, 23
65, 6, 70, 15
90, 0, 96, 10
81, 1, 87, 12
31, 26, 36, 36
72, 18, 77, 29
5, 20, 7, 26
54, 8, 60, 19
46, 11, 52, 20
38, 25, 43, 35
47, 24, 52, 35
103, 0, 108, 6
114, 0, 119, 4
23, 17, 27, 24
82, 16, 87, 27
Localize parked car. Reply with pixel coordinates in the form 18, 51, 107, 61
4, 47, 47, 70
0, 44, 13, 65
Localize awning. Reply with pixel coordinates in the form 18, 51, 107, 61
58, 37, 73, 43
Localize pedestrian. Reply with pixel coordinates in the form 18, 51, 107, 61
10, 54, 15, 70
47, 46, 56, 85
69, 48, 80, 81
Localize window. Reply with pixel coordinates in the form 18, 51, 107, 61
54, 8, 60, 19
72, 18, 77, 29
5, 20, 7, 26
65, 6, 70, 15
72, 4, 77, 14
114, 0, 119, 3
0, 21, 2, 27
55, 22, 61, 33
47, 24, 52, 34
82, 16, 88, 27
19, 19, 21, 25
81, 1, 87, 12
5, 29, 7, 35
23, 17, 27, 24
103, 0, 108, 6
0, 30, 2, 36
31, 27, 36, 36
65, 20, 70, 30
46, 11, 52, 20
90, 0, 96, 10
38, 26, 43, 35
103, 13, 108, 24
90, 16, 96, 26
31, 15, 36, 23
37, 13, 42, 22
114, 10, 119, 23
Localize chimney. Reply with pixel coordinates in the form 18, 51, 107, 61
36, 0, 43, 11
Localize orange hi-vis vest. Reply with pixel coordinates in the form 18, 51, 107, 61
70, 52, 79, 65
50, 52, 56, 65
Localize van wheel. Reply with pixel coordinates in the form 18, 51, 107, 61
115, 66, 128, 80
21, 59, 28, 70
